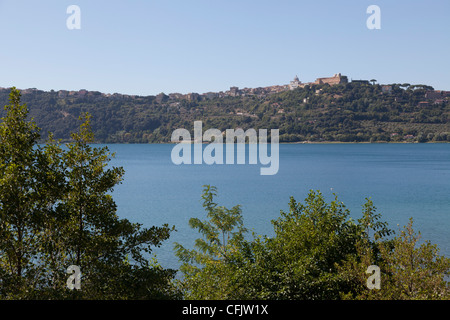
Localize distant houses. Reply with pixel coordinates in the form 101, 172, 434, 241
381, 85, 393, 94
314, 73, 348, 85
289, 73, 348, 90
2, 73, 448, 108
419, 90, 450, 106
425, 90, 450, 100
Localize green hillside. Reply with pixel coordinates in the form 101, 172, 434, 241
1, 82, 449, 143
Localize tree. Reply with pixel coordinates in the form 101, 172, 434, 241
236, 191, 385, 300
44, 113, 180, 299
0, 87, 62, 297
401, 83, 411, 90
340, 218, 450, 300
174, 185, 247, 299
175, 188, 395, 300
0, 89, 180, 299
379, 219, 449, 299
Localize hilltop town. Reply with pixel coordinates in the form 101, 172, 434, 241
1, 73, 449, 107
0, 74, 449, 144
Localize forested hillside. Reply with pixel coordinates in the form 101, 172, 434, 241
1, 82, 449, 143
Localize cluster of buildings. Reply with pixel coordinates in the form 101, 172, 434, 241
289, 73, 348, 90
166, 73, 349, 101
0, 73, 361, 102
421, 90, 450, 106
2, 73, 449, 107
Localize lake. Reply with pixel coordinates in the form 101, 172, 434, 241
105, 143, 450, 271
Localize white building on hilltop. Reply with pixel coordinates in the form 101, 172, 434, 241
289, 75, 302, 90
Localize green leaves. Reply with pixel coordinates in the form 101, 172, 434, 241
0, 89, 179, 299
358, 197, 393, 241
254, 190, 363, 299
340, 218, 450, 300
174, 185, 248, 299
175, 187, 449, 300
0, 87, 47, 297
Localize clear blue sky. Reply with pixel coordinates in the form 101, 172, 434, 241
0, 0, 449, 95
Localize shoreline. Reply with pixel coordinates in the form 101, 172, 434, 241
75, 141, 450, 145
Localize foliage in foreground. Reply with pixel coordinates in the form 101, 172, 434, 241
0, 88, 180, 299
175, 185, 450, 300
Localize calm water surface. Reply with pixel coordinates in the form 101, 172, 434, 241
105, 143, 450, 270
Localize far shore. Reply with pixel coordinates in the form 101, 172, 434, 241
96, 141, 450, 145
39, 139, 450, 145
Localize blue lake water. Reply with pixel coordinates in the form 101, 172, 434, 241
105, 143, 450, 271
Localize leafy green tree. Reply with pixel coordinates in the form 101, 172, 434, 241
378, 219, 449, 299
237, 191, 386, 300
0, 89, 180, 299
340, 218, 450, 300
175, 188, 399, 300
174, 185, 247, 299
0, 87, 61, 298
43, 113, 180, 299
